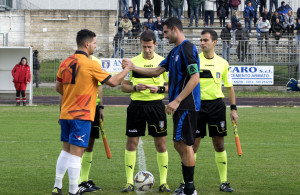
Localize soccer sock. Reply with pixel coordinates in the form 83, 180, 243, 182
182, 163, 195, 195
157, 151, 168, 185
68, 155, 81, 194
22, 97, 26, 103
16, 97, 20, 103
54, 150, 71, 189
181, 154, 197, 183
79, 152, 93, 183
125, 150, 136, 185
215, 150, 227, 183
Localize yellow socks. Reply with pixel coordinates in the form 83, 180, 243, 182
157, 151, 168, 185
125, 150, 136, 185
215, 150, 227, 183
79, 152, 93, 183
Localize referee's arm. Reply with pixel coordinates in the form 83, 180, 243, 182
226, 86, 238, 124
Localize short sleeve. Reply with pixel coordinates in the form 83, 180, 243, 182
159, 57, 169, 71
182, 42, 199, 67
163, 71, 168, 83
223, 62, 233, 87
91, 61, 112, 84
56, 66, 62, 82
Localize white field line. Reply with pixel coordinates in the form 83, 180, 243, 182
137, 138, 147, 171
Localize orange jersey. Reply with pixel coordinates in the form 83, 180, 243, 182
57, 51, 111, 121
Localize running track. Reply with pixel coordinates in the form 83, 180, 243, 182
1, 96, 300, 106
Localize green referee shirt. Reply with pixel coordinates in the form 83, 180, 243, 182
125, 52, 167, 101
199, 52, 233, 100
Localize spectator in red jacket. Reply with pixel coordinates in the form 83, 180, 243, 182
11, 57, 31, 106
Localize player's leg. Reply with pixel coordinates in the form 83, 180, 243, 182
52, 120, 72, 195
173, 110, 198, 195
122, 101, 146, 192
68, 120, 91, 194
79, 105, 101, 192
146, 100, 172, 193
208, 99, 233, 192
52, 141, 71, 195
14, 83, 21, 106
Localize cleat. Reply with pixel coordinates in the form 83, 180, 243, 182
159, 183, 172, 193
16, 102, 20, 106
175, 182, 185, 193
78, 181, 96, 193
23, 102, 26, 106
172, 189, 197, 195
87, 179, 102, 191
69, 190, 83, 195
122, 183, 134, 193
52, 187, 64, 195
220, 182, 234, 192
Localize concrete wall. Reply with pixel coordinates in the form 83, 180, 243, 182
23, 10, 117, 60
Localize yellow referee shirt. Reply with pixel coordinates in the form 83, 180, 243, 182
126, 52, 167, 101
199, 52, 232, 100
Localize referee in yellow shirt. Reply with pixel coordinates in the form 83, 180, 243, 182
175, 29, 238, 193
120, 30, 172, 193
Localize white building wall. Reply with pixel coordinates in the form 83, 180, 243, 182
0, 10, 25, 46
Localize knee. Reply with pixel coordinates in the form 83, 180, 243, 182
214, 142, 225, 152
126, 139, 138, 151
155, 142, 166, 153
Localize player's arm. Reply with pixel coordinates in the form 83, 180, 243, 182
226, 86, 238, 124
105, 66, 133, 87
56, 81, 63, 95
166, 72, 199, 115
98, 85, 104, 121
122, 59, 166, 77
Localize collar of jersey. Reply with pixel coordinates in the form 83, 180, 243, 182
75, 50, 88, 57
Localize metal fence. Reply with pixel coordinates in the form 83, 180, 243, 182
112, 37, 300, 86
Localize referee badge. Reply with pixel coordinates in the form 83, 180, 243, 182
159, 121, 164, 128
216, 72, 221, 78
220, 121, 225, 129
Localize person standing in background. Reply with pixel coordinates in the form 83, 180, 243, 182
132, 0, 141, 17
33, 50, 40, 88
12, 57, 31, 106
153, 0, 162, 17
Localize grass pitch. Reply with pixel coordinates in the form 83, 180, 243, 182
0, 106, 299, 195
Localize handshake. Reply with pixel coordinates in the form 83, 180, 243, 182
122, 59, 135, 71
286, 78, 300, 91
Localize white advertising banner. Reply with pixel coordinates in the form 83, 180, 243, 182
100, 59, 274, 86
100, 58, 123, 76
229, 66, 274, 85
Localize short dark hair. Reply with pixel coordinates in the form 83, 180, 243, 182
20, 57, 27, 64
76, 29, 96, 47
140, 30, 156, 43
162, 17, 183, 31
201, 29, 218, 41
236, 22, 242, 28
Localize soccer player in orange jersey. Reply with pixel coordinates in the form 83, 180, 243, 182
52, 29, 133, 195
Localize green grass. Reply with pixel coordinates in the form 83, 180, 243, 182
33, 86, 300, 98
0, 106, 299, 194
39, 60, 61, 82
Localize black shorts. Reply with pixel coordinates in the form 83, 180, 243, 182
90, 105, 100, 139
126, 100, 167, 137
173, 110, 198, 146
196, 98, 227, 138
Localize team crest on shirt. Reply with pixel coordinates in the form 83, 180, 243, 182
159, 121, 164, 128
175, 55, 179, 62
102, 60, 110, 70
216, 72, 221, 78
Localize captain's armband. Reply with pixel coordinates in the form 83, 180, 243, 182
187, 64, 199, 75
